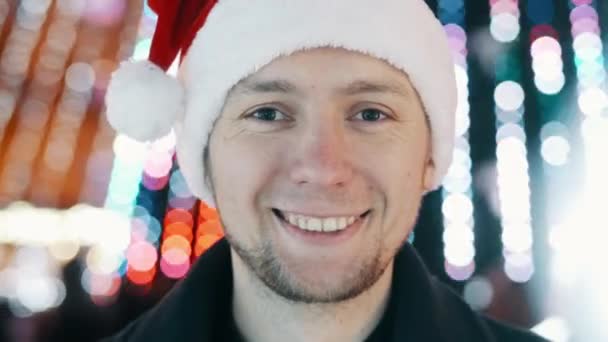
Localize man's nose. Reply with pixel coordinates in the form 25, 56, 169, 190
288, 119, 354, 188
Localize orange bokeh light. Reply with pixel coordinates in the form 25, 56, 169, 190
195, 234, 222, 257
197, 219, 224, 237
161, 235, 192, 256
199, 207, 219, 222
163, 222, 193, 242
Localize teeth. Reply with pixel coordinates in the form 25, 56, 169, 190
298, 216, 307, 229
323, 218, 337, 232
308, 218, 322, 231
287, 214, 298, 226
283, 212, 360, 232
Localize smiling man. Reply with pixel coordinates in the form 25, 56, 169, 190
103, 0, 547, 341
210, 48, 433, 310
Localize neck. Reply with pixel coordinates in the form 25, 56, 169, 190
231, 249, 394, 342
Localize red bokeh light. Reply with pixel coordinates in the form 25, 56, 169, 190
164, 208, 194, 227
127, 266, 156, 285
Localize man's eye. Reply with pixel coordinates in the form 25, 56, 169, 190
249, 107, 287, 121
353, 109, 388, 122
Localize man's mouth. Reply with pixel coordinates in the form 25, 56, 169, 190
272, 208, 371, 233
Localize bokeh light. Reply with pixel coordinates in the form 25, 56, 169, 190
439, 1, 475, 281
541, 135, 570, 166
494, 81, 525, 111
491, 13, 520, 43
160, 250, 190, 279
530, 35, 565, 95
490, 0, 535, 284
126, 241, 157, 272
463, 276, 494, 311
127, 266, 156, 285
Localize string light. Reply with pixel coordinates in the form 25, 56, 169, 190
490, 0, 534, 283
159, 167, 196, 279
195, 201, 224, 257
0, 0, 54, 203
546, 2, 608, 340
438, 0, 475, 282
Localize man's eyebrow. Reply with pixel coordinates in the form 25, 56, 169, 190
234, 79, 298, 94
338, 80, 411, 97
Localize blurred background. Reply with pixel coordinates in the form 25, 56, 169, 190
0, 0, 606, 341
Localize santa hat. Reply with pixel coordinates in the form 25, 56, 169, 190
106, 0, 457, 207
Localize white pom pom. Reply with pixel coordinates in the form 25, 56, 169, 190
105, 60, 184, 142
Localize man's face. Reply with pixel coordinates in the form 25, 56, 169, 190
208, 48, 434, 303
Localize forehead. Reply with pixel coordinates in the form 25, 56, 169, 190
231, 47, 416, 97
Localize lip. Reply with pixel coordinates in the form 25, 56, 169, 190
272, 209, 369, 246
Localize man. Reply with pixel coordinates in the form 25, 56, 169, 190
103, 0, 548, 341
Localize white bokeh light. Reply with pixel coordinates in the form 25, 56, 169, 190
441, 16, 475, 281
464, 277, 494, 311
490, 13, 520, 43
541, 136, 570, 166
494, 81, 525, 112
578, 87, 607, 116
531, 36, 562, 58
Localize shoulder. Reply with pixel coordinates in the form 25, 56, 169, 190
482, 316, 549, 342
97, 306, 159, 341
390, 244, 548, 342
99, 239, 234, 342
429, 277, 548, 342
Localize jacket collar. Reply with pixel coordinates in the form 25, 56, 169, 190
124, 238, 491, 342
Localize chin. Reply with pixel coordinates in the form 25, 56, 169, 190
224, 212, 398, 304
279, 253, 390, 304
236, 237, 388, 304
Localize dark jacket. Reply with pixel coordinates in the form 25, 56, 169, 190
102, 239, 548, 341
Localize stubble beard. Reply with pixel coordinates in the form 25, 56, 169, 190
223, 226, 396, 304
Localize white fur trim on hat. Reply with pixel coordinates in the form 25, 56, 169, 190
106, 60, 184, 142
174, 0, 457, 204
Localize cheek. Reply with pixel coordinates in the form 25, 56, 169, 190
353, 130, 428, 191
353, 131, 427, 236
210, 132, 284, 211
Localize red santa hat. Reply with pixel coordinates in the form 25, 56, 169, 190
106, 0, 457, 206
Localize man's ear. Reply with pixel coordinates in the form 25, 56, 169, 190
422, 158, 436, 193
